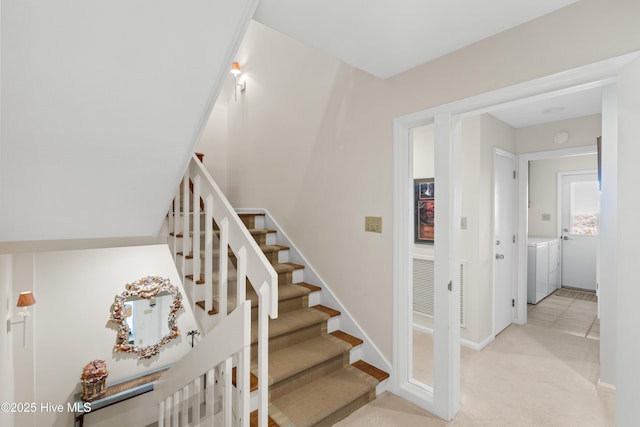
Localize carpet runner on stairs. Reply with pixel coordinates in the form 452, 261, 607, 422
179, 212, 388, 426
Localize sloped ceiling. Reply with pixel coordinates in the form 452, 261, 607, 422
0, 0, 257, 242
254, 0, 578, 79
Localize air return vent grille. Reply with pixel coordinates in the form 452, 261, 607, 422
413, 257, 467, 327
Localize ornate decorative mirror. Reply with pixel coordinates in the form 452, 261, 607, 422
109, 276, 183, 359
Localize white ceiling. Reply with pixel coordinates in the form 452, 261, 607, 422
254, 0, 578, 79
490, 86, 603, 128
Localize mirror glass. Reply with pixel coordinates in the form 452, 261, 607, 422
109, 276, 183, 359
411, 123, 435, 390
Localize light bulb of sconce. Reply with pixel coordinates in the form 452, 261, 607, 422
230, 61, 241, 76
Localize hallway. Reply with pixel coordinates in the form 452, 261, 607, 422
337, 307, 612, 426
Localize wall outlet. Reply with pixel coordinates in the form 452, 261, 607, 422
542, 213, 551, 221
365, 216, 383, 233
461, 216, 468, 230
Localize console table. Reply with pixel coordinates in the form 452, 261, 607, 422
73, 365, 171, 427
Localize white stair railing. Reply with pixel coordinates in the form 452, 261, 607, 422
164, 154, 278, 427
154, 301, 252, 426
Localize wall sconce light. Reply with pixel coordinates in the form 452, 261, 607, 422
16, 291, 36, 318
9, 291, 36, 347
231, 61, 246, 102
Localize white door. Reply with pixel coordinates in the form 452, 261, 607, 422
560, 172, 599, 291
393, 112, 460, 421
615, 54, 640, 427
494, 150, 516, 334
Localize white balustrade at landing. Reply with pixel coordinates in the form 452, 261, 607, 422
156, 154, 278, 427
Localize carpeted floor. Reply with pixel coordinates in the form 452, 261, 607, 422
335, 324, 615, 426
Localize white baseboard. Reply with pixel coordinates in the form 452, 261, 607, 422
597, 380, 617, 391
412, 324, 494, 352
461, 335, 494, 351
236, 208, 393, 376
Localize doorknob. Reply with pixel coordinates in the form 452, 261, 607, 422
563, 236, 572, 240
495, 254, 505, 260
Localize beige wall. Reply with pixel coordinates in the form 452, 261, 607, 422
519, 115, 601, 237
0, 255, 15, 427
460, 115, 516, 343
516, 114, 602, 154
196, 102, 229, 193
202, 0, 640, 361
12, 245, 197, 427
528, 154, 598, 238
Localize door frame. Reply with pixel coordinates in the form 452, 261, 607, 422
393, 51, 640, 420
393, 111, 461, 419
557, 170, 599, 289
493, 148, 517, 336
517, 146, 596, 322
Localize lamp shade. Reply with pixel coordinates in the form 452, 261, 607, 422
16, 291, 36, 307
230, 61, 241, 75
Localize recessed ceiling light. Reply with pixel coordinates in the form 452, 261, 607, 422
541, 106, 565, 114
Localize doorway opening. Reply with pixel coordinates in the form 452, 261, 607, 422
393, 51, 639, 421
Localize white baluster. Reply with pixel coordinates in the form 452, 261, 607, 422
182, 173, 190, 282
238, 326, 250, 426
193, 175, 202, 291
223, 358, 232, 426
172, 390, 180, 426
258, 282, 269, 427
181, 385, 189, 426
165, 395, 172, 427
205, 195, 213, 314
218, 217, 229, 318
158, 400, 165, 427
173, 186, 181, 260
207, 368, 216, 425
193, 376, 201, 425
236, 246, 247, 305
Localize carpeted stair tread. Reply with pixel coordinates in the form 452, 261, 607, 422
351, 360, 389, 382
251, 308, 328, 344
249, 410, 278, 427
178, 244, 285, 258
195, 300, 218, 315
273, 262, 305, 274
311, 304, 341, 318
330, 330, 364, 347
268, 335, 351, 384
271, 367, 374, 427
196, 283, 311, 316
233, 283, 311, 308
231, 367, 259, 392
295, 282, 322, 293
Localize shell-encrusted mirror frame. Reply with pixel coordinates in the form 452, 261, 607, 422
109, 276, 183, 359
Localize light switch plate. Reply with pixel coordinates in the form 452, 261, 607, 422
461, 216, 468, 230
542, 213, 551, 221
365, 216, 383, 233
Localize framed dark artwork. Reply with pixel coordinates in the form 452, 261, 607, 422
414, 178, 434, 244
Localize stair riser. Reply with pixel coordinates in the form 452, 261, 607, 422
184, 278, 206, 302
315, 390, 374, 427
276, 269, 305, 286
250, 296, 307, 320
238, 214, 266, 230
269, 354, 347, 402
253, 322, 326, 356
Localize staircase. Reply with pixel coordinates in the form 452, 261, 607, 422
158, 154, 388, 426
231, 212, 389, 426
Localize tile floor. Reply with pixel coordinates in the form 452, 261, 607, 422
527, 291, 599, 339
